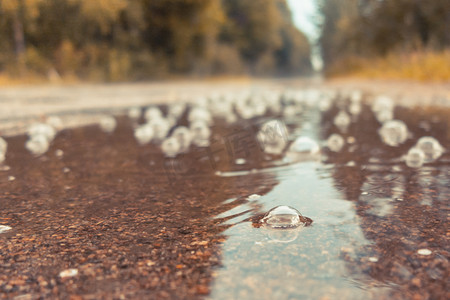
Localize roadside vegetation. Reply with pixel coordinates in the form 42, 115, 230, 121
318, 0, 450, 81
0, 0, 311, 84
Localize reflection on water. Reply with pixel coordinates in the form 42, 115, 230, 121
210, 107, 390, 299
0, 90, 448, 299
211, 99, 449, 299
210, 163, 388, 299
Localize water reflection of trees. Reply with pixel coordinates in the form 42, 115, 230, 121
321, 100, 449, 299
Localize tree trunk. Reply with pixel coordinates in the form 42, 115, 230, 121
13, 1, 26, 74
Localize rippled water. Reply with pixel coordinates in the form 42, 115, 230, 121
209, 100, 449, 299
1, 94, 449, 299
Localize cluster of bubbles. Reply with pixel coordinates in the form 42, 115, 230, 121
128, 89, 328, 159
0, 87, 445, 172
370, 96, 444, 168
0, 137, 7, 164
322, 91, 446, 168
25, 116, 62, 156
131, 102, 211, 157
404, 136, 445, 168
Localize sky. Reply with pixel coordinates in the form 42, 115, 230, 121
286, 0, 323, 70
287, 0, 320, 41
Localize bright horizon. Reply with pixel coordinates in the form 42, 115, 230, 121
287, 0, 323, 70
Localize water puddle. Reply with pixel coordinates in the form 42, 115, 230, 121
0, 89, 448, 299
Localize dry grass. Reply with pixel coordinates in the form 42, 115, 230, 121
326, 50, 450, 82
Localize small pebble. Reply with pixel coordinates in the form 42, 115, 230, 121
8, 176, 15, 181
235, 158, 246, 165
0, 225, 12, 233
59, 268, 78, 278
417, 249, 432, 256
55, 149, 64, 158
345, 161, 356, 167
247, 194, 261, 201
0, 165, 10, 171
368, 257, 379, 262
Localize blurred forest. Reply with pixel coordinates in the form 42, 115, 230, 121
318, 0, 450, 80
0, 0, 311, 82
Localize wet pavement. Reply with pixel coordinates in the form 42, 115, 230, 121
0, 83, 449, 299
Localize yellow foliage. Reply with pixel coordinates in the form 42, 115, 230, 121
2, 0, 43, 17
326, 50, 450, 82
69, 0, 127, 34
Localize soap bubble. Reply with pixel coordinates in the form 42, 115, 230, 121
334, 111, 351, 132
190, 120, 211, 147
404, 148, 425, 168
172, 126, 192, 153
372, 96, 394, 114
161, 137, 180, 158
144, 107, 163, 122
282, 105, 302, 119
257, 120, 288, 155
150, 118, 170, 141
128, 107, 141, 120
378, 120, 408, 147
26, 134, 50, 156
318, 98, 332, 112
372, 96, 394, 123
46, 116, 63, 131
261, 205, 304, 229
350, 90, 362, 103
134, 123, 154, 145
235, 102, 256, 119
288, 136, 320, 155
375, 109, 394, 123
0, 137, 7, 156
99, 116, 117, 133
188, 107, 212, 125
349, 102, 361, 116
327, 133, 345, 152
415, 136, 445, 163
27, 123, 56, 142
168, 103, 186, 120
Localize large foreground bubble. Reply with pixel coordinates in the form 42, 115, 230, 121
261, 206, 304, 229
